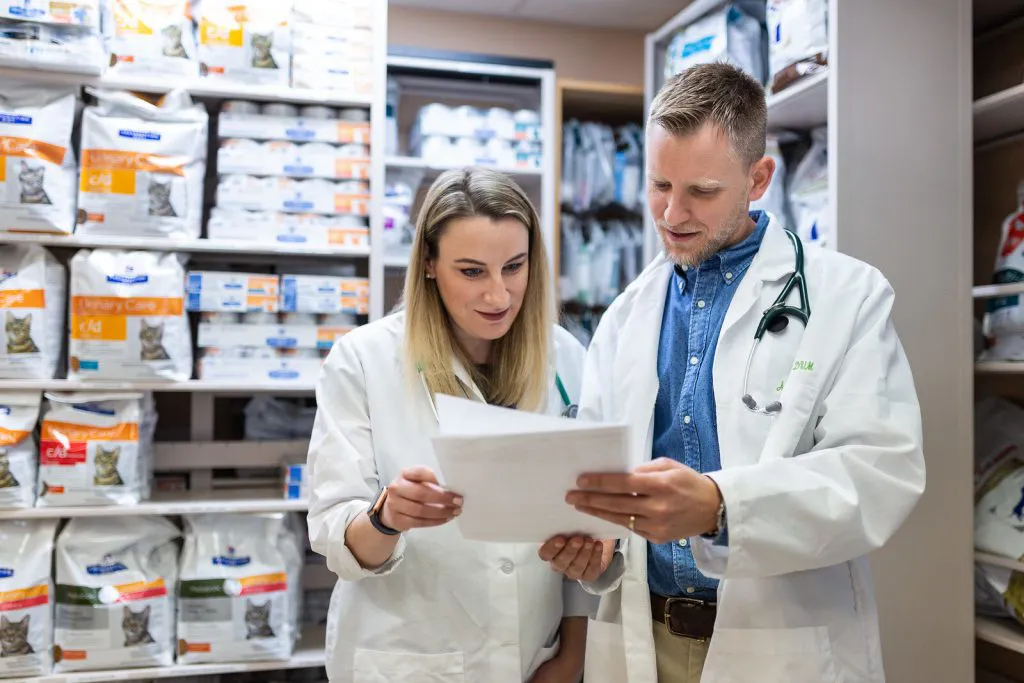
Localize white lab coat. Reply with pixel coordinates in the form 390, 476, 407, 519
578, 216, 925, 683
307, 310, 595, 683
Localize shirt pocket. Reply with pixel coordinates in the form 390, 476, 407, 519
703, 626, 838, 683
353, 649, 465, 683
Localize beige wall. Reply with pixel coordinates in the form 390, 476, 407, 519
387, 7, 646, 86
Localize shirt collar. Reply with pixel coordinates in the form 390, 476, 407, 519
673, 210, 769, 289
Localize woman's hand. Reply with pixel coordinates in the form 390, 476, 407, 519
539, 535, 614, 582
379, 466, 463, 532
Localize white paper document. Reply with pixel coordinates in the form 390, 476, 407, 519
430, 394, 631, 543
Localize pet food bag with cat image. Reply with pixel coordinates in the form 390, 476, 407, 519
69, 249, 192, 382
178, 512, 304, 664
0, 519, 57, 679
0, 84, 78, 235
0, 244, 66, 380
54, 516, 179, 673
78, 88, 208, 240
103, 0, 200, 78
37, 391, 145, 507
196, 0, 291, 87
0, 392, 41, 509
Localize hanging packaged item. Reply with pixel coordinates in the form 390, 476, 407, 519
767, 0, 828, 94
177, 513, 303, 664
37, 392, 146, 507
0, 245, 66, 380
68, 250, 192, 382
750, 134, 791, 227
981, 181, 1024, 362
663, 2, 766, 85
788, 125, 829, 247
0, 19, 104, 74
197, 0, 291, 87
0, 392, 40, 510
103, 0, 199, 78
0, 519, 57, 679
53, 517, 179, 672
78, 88, 207, 240
0, 84, 78, 235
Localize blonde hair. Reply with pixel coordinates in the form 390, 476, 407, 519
649, 62, 767, 166
403, 167, 552, 411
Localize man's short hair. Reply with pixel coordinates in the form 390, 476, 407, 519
648, 62, 768, 166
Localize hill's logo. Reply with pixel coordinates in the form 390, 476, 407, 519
212, 546, 250, 567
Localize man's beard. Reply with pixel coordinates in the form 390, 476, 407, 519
659, 208, 748, 268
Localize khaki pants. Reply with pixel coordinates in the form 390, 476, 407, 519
653, 620, 709, 683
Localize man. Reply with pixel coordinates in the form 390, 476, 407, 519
539, 62, 925, 682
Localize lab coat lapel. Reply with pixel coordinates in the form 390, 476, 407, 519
451, 355, 488, 404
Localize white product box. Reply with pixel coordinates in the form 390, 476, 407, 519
206, 210, 370, 248
291, 24, 373, 62
0, 24, 105, 74
197, 323, 320, 349
339, 277, 369, 315
198, 356, 322, 383
218, 113, 371, 145
280, 275, 343, 314
186, 272, 280, 313
292, 0, 375, 30
217, 177, 371, 216
218, 140, 370, 180
317, 325, 355, 350
291, 57, 374, 94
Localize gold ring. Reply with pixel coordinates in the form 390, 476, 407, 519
628, 515, 636, 531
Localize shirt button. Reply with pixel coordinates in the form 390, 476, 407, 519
678, 539, 688, 547
689, 356, 698, 365
500, 560, 514, 575
686, 586, 696, 594
696, 300, 706, 308
683, 415, 691, 425
725, 272, 734, 280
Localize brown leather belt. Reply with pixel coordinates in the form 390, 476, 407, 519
650, 593, 716, 641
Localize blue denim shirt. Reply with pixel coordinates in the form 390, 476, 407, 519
647, 211, 769, 599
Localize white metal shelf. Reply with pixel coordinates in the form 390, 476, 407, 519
23, 627, 325, 683
387, 156, 543, 178
766, 71, 829, 131
0, 489, 306, 520
0, 65, 373, 108
977, 616, 1024, 655
975, 82, 1024, 146
0, 380, 315, 394
0, 233, 370, 258
973, 282, 1024, 298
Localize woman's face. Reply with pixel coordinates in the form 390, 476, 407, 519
426, 215, 530, 363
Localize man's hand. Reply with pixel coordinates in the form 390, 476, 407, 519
379, 466, 462, 532
538, 535, 614, 582
566, 458, 722, 545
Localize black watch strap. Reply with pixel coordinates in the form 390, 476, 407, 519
367, 487, 400, 536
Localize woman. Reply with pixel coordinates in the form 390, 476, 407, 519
307, 167, 595, 683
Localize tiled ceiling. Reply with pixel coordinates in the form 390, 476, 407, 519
388, 0, 687, 30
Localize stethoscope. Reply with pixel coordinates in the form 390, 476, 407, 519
740, 229, 811, 415
418, 366, 576, 423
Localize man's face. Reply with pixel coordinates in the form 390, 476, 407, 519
646, 122, 774, 267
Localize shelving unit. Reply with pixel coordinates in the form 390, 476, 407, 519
0, 233, 371, 258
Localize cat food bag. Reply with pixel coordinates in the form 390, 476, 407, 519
0, 84, 78, 234
37, 391, 144, 507
69, 249, 192, 382
54, 516, 179, 672
0, 244, 66, 379
0, 519, 57, 678
981, 181, 1024, 362
196, 0, 291, 87
78, 88, 208, 240
103, 0, 200, 78
663, 1, 767, 85
0, 392, 41, 509
178, 513, 303, 664
767, 0, 828, 94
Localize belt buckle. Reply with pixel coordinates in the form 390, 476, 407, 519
664, 596, 713, 642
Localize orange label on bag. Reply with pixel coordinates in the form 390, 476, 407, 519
82, 149, 188, 176
72, 296, 184, 317
200, 19, 243, 47
0, 427, 30, 446
0, 136, 66, 165
114, 579, 166, 602
0, 289, 45, 309
71, 314, 127, 341
0, 584, 48, 612
41, 421, 139, 443
238, 572, 287, 595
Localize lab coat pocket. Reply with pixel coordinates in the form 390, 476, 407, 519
704, 626, 838, 683
353, 649, 465, 683
582, 619, 627, 683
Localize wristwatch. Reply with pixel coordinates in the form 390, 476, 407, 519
367, 486, 401, 536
